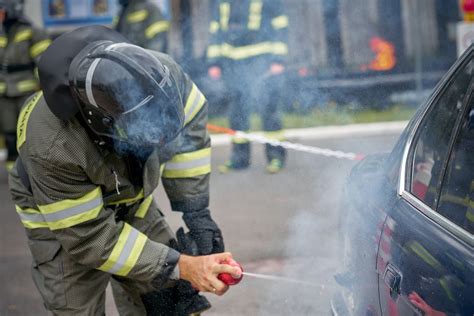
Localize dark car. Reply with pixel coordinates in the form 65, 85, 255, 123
332, 45, 474, 316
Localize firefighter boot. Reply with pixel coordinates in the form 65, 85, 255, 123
219, 142, 250, 173
265, 143, 286, 174
141, 281, 211, 316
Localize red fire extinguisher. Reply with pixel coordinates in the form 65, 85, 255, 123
462, 0, 474, 22
412, 158, 434, 200
218, 259, 244, 285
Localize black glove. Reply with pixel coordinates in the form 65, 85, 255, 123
182, 209, 225, 255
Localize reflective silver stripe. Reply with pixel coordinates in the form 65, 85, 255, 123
108, 228, 140, 274
43, 197, 102, 222
165, 157, 210, 170
17, 211, 45, 223
86, 59, 101, 108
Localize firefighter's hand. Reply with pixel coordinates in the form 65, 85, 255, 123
178, 252, 241, 296
270, 63, 285, 75
208, 66, 221, 80
409, 292, 446, 316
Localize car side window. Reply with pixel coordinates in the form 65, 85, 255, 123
410, 58, 473, 209
437, 102, 474, 234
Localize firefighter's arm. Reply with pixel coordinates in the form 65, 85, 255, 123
30, 28, 51, 64
142, 3, 169, 52
207, 0, 224, 65
161, 70, 224, 255
29, 28, 52, 78
267, 0, 289, 65
27, 155, 180, 288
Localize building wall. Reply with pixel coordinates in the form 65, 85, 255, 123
402, 0, 439, 57
24, 0, 44, 27
340, 0, 379, 68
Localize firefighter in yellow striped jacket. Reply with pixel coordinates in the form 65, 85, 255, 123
207, 0, 289, 173
115, 0, 169, 53
8, 26, 239, 315
0, 0, 50, 171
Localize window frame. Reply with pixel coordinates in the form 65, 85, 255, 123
398, 48, 474, 246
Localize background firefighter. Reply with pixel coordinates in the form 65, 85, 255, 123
8, 26, 240, 315
0, 0, 50, 171
115, 0, 170, 53
207, 0, 289, 173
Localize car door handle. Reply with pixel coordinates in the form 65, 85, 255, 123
383, 263, 402, 300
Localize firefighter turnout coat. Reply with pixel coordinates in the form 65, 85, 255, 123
207, 0, 289, 66
115, 0, 169, 52
0, 17, 50, 131
8, 49, 211, 312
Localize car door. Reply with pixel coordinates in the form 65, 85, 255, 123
377, 49, 474, 316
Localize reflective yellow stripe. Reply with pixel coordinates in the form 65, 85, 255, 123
17, 91, 42, 150
30, 39, 51, 58
466, 209, 474, 223
112, 16, 119, 27
162, 148, 211, 178
14, 29, 32, 43
441, 193, 474, 208
407, 241, 443, 273
17, 79, 38, 93
0, 36, 7, 47
439, 277, 456, 301
216, 42, 288, 60
107, 189, 144, 206
98, 223, 147, 276
264, 130, 286, 141
16, 205, 49, 229
184, 83, 206, 125
6, 161, 15, 171
248, 1, 263, 30
127, 10, 148, 23
0, 82, 5, 94
207, 45, 221, 59
219, 2, 230, 31
232, 136, 250, 144
145, 20, 170, 39
209, 21, 219, 33
135, 195, 153, 218
38, 187, 103, 230
272, 15, 289, 29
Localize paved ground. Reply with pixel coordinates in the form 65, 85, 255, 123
0, 131, 400, 315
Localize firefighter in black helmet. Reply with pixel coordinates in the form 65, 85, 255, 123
8, 26, 240, 315
116, 0, 169, 52
0, 0, 50, 171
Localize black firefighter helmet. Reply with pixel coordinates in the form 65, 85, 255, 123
38, 26, 184, 149
0, 0, 24, 19
69, 41, 184, 147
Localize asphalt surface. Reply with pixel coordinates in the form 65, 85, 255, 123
0, 132, 400, 315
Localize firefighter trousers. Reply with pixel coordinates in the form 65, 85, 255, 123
0, 95, 28, 164
26, 202, 175, 315
222, 60, 286, 168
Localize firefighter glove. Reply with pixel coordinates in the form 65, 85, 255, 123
182, 209, 224, 255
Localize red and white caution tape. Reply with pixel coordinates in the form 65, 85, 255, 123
207, 124, 365, 161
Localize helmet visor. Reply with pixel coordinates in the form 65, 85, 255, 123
76, 43, 184, 147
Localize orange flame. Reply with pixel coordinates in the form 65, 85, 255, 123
368, 37, 396, 71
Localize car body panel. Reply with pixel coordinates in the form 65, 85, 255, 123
334, 45, 474, 316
